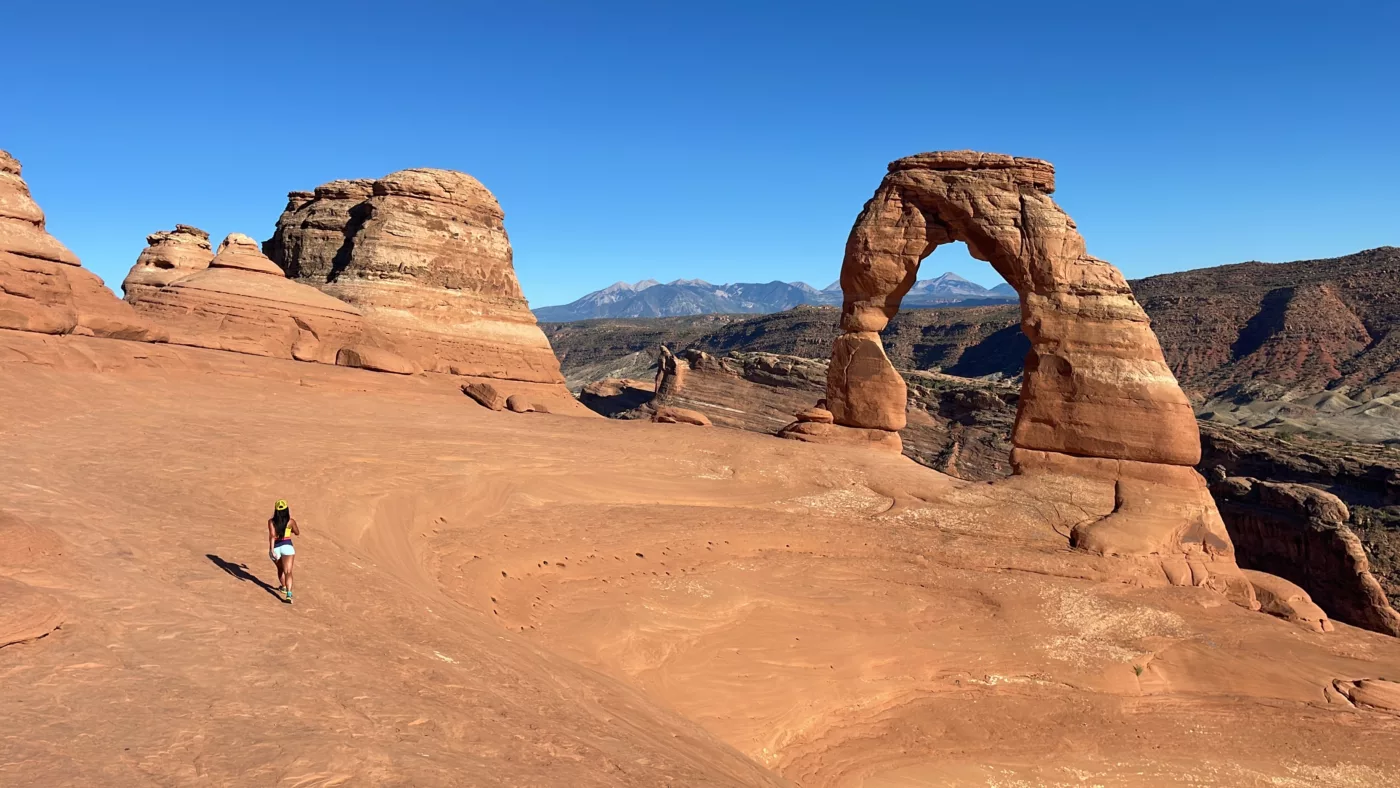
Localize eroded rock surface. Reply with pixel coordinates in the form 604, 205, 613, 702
267, 169, 563, 383
121, 225, 213, 299
1243, 569, 1334, 633
0, 150, 162, 341
809, 151, 1247, 601
127, 233, 383, 363
462, 381, 506, 411
1212, 473, 1400, 636
653, 406, 711, 426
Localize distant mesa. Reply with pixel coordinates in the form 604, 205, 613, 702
266, 168, 565, 384
533, 271, 1014, 321
0, 149, 163, 341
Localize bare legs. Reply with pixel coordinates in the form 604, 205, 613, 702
278, 554, 295, 600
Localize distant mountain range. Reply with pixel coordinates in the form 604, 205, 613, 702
533, 272, 1015, 321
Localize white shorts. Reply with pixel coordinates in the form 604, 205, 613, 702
271, 544, 295, 560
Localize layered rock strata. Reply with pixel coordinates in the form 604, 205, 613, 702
1211, 473, 1400, 636
266, 169, 563, 383
809, 151, 1249, 601
0, 150, 161, 340
127, 233, 397, 365
120, 225, 213, 299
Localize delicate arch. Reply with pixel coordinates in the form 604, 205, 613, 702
819, 152, 1253, 607
826, 151, 1199, 468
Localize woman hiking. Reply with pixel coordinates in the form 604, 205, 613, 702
268, 499, 300, 604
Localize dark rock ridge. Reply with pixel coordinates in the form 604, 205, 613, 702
1134, 246, 1400, 397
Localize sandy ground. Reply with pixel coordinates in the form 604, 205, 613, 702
3, 330, 1400, 787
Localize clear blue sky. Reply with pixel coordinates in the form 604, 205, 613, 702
4, 1, 1397, 307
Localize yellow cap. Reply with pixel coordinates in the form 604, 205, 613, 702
274, 499, 288, 511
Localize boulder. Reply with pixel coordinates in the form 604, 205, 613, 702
336, 345, 417, 375
462, 381, 506, 411
795, 406, 835, 424
1243, 569, 1334, 633
266, 169, 565, 384
121, 225, 213, 298
777, 421, 904, 454
505, 394, 535, 413
0, 149, 162, 341
127, 233, 379, 363
653, 406, 711, 426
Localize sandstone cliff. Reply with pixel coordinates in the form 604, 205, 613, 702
266, 169, 564, 383
0, 150, 161, 341
1209, 473, 1400, 636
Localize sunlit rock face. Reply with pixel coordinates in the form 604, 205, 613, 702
267, 168, 564, 383
0, 149, 162, 341
803, 150, 1252, 605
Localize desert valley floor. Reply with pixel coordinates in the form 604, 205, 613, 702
4, 331, 1400, 787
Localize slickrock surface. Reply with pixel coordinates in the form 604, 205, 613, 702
4, 331, 1400, 786
120, 224, 213, 298
0, 150, 161, 341
127, 233, 387, 364
267, 169, 564, 383
815, 151, 1247, 602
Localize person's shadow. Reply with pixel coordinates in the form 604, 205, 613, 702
207, 554, 286, 602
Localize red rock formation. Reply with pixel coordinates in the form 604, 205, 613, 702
462, 381, 507, 411
121, 225, 213, 299
0, 150, 162, 341
127, 233, 398, 365
652, 406, 711, 426
1211, 473, 1400, 636
1242, 569, 1334, 633
809, 151, 1248, 601
263, 180, 373, 282
267, 169, 564, 383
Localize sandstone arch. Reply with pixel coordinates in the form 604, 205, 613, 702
826, 151, 1251, 602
